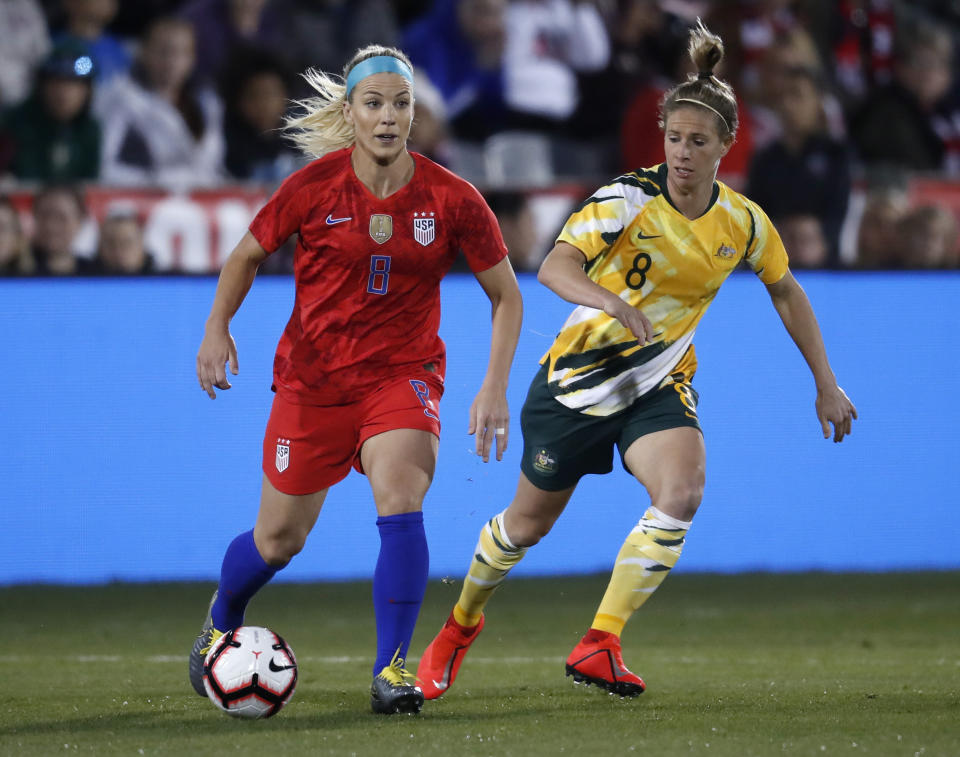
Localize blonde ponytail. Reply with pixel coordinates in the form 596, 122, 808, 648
283, 69, 355, 159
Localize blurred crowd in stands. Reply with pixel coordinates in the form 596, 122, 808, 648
1, 0, 959, 276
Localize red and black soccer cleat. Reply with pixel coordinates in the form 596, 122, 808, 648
565, 629, 645, 697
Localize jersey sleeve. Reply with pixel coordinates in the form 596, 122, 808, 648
455, 182, 509, 273
556, 174, 648, 263
248, 169, 308, 254
743, 200, 790, 284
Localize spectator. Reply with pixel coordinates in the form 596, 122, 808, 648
111, 0, 187, 39
403, 0, 509, 142
407, 68, 453, 166
571, 0, 685, 145
704, 0, 804, 107
808, 0, 898, 108
611, 0, 686, 82
95, 17, 225, 189
484, 190, 540, 272
855, 185, 909, 268
0, 0, 51, 107
776, 213, 829, 269
0, 196, 35, 276
897, 204, 960, 268
0, 40, 101, 181
282, 0, 399, 84
30, 183, 89, 275
850, 14, 959, 175
54, 0, 132, 84
746, 66, 852, 266
220, 48, 301, 182
393, 0, 433, 26
501, 0, 610, 132
750, 26, 840, 149
178, 0, 285, 84
89, 211, 156, 274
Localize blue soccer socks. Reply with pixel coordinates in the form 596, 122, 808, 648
210, 529, 280, 630
372, 511, 429, 674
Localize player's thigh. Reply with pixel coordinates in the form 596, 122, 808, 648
621, 427, 705, 520
253, 474, 328, 564
519, 363, 620, 490
357, 374, 443, 516
361, 428, 439, 516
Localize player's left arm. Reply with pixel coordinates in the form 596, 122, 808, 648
765, 269, 858, 442
470, 257, 523, 462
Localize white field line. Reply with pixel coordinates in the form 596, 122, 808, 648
0, 654, 568, 665
3, 654, 954, 667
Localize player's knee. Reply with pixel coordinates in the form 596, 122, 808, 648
373, 491, 425, 517
504, 513, 553, 547
652, 482, 703, 522
256, 529, 303, 566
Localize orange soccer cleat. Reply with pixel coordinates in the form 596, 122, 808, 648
416, 612, 485, 700
565, 629, 645, 697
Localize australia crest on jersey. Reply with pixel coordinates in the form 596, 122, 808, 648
715, 242, 738, 260
413, 212, 436, 246
369, 214, 393, 244
275, 438, 290, 473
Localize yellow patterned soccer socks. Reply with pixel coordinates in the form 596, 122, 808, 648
591, 506, 691, 637
453, 512, 527, 628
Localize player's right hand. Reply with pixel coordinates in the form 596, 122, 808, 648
603, 297, 657, 344
197, 328, 239, 399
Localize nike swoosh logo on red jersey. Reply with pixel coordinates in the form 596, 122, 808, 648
325, 214, 352, 225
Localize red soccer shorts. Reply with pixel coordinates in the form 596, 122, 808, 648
262, 374, 444, 495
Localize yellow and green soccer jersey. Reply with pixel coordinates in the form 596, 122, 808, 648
545, 163, 789, 416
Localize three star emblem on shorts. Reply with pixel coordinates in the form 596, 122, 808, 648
276, 438, 291, 473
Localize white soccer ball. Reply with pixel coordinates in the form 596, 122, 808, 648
203, 625, 297, 719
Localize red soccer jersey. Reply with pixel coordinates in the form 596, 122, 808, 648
249, 147, 507, 405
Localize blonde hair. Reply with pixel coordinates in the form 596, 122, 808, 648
660, 20, 739, 140
283, 44, 415, 159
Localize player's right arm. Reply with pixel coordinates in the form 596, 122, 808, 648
197, 231, 269, 399
537, 241, 656, 344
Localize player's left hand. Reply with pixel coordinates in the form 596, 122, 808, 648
816, 385, 857, 443
469, 384, 509, 462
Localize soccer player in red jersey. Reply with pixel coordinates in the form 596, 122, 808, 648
189, 45, 523, 715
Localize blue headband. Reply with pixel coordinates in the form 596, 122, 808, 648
345, 56, 414, 99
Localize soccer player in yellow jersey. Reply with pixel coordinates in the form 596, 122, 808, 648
418, 20, 858, 699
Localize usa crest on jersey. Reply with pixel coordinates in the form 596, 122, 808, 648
413, 212, 435, 246
276, 438, 290, 473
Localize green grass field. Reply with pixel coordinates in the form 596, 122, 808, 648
1, 572, 957, 756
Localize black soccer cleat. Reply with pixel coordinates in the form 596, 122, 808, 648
188, 591, 224, 697
370, 651, 424, 714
